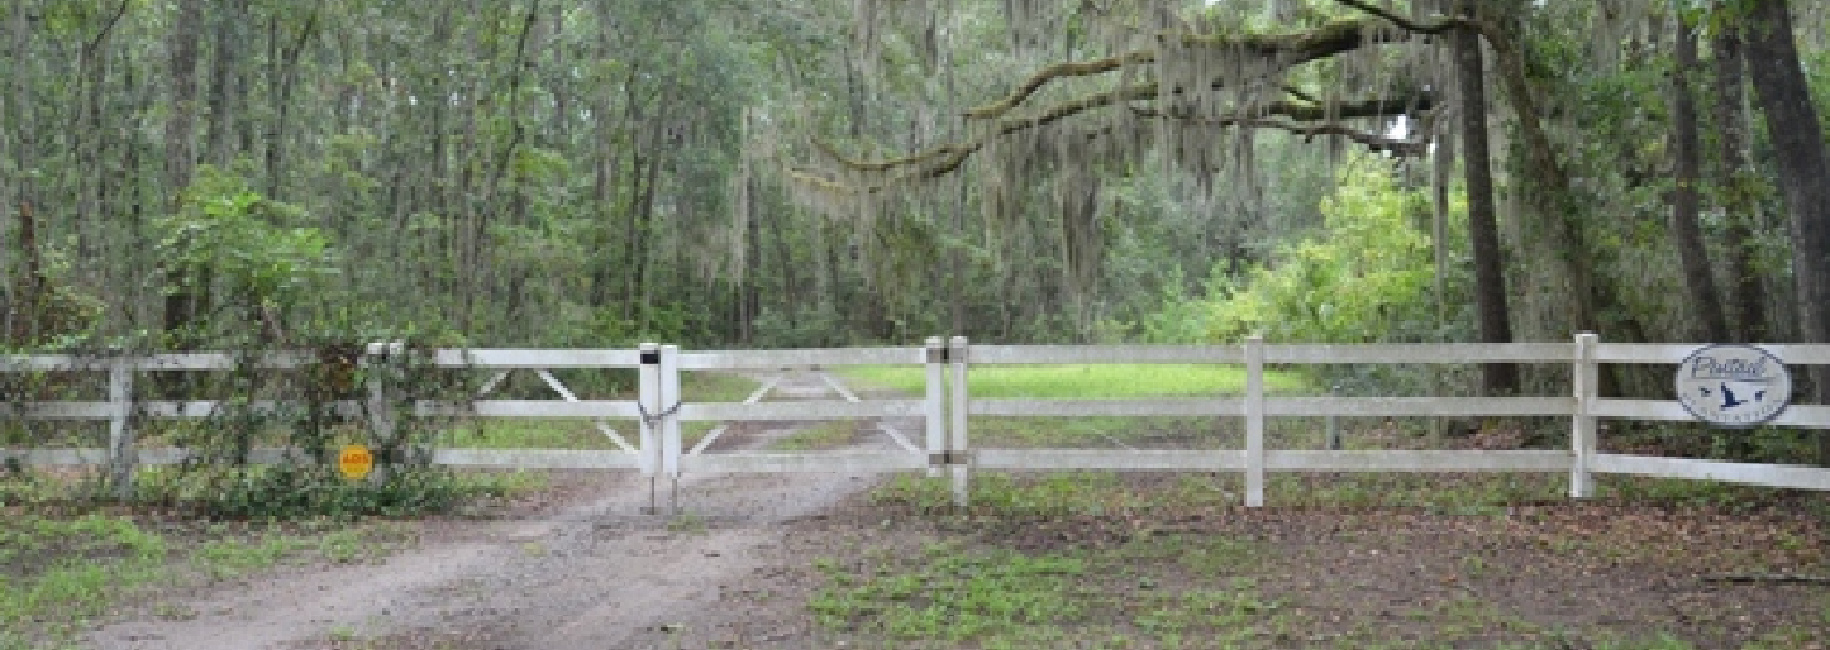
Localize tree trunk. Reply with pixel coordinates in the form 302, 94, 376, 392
1712, 23, 1768, 343
1742, 0, 1830, 464
164, 0, 202, 201
205, 0, 242, 167
1432, 112, 1455, 330
1668, 14, 1729, 343
266, 11, 316, 201
1454, 7, 1517, 395
163, 0, 204, 349
78, 1, 129, 265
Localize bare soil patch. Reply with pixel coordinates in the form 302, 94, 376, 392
683, 473, 1829, 650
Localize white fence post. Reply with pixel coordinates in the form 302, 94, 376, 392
1245, 335, 1266, 507
107, 359, 135, 500
949, 335, 970, 508
637, 343, 661, 513
925, 337, 946, 479
660, 344, 682, 513
1571, 332, 1598, 498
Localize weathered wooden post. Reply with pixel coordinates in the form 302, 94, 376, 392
1571, 332, 1598, 498
925, 337, 946, 479
107, 356, 135, 500
365, 343, 401, 484
948, 335, 970, 508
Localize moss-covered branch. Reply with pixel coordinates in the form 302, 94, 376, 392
1165, 17, 1410, 59
967, 18, 1415, 122
965, 49, 1156, 120
804, 88, 1434, 193
1130, 107, 1428, 156
797, 9, 1439, 195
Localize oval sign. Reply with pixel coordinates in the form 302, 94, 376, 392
338, 444, 374, 480
1675, 344, 1790, 428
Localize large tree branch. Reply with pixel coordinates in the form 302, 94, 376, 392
965, 49, 1155, 120
803, 91, 1434, 191
969, 18, 1416, 121
799, 10, 1437, 195
1166, 16, 1411, 57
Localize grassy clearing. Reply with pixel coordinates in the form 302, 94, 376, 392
843, 363, 1307, 399
844, 363, 1309, 449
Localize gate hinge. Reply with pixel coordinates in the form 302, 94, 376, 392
928, 450, 972, 466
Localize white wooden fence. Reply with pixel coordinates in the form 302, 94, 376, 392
5, 334, 1830, 508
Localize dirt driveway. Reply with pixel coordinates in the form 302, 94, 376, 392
84, 373, 899, 650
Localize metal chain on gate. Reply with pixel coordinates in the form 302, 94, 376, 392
637, 401, 682, 427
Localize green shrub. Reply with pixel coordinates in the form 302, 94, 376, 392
136, 464, 506, 520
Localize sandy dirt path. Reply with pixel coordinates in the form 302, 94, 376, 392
84, 372, 901, 650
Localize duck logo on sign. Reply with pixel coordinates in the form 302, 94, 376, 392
1675, 344, 1790, 428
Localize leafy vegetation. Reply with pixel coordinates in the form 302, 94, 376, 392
1171, 161, 1466, 345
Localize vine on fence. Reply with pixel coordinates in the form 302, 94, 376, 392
156, 329, 482, 518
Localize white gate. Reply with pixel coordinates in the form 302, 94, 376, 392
6, 335, 1830, 510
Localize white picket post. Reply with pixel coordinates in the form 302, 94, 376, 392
925, 337, 946, 479
637, 343, 661, 513
107, 359, 135, 500
949, 335, 970, 508
1571, 332, 1598, 498
1245, 335, 1266, 507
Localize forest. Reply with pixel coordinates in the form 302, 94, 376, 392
8, 4, 1830, 647
2, 0, 1827, 386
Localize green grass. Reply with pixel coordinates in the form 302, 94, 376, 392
871, 472, 1239, 514
809, 527, 1288, 648
0, 511, 424, 647
769, 421, 861, 451
874, 469, 1797, 514
843, 363, 1307, 399
811, 546, 1092, 643
0, 460, 544, 648
435, 419, 637, 450
680, 372, 769, 402
841, 364, 1307, 449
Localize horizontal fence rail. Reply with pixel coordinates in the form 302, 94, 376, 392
6, 335, 1830, 507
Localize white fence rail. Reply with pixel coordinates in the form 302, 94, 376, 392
5, 335, 1830, 507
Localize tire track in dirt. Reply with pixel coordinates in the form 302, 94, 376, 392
84, 372, 907, 650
